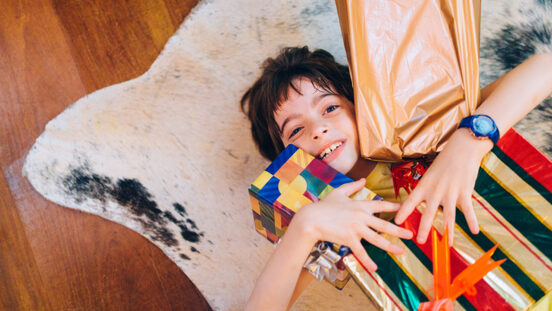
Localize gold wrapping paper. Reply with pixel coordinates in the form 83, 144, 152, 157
335, 0, 481, 161
340, 130, 552, 310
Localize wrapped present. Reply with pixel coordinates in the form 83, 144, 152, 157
334, 0, 481, 161
342, 130, 552, 310
248, 144, 383, 289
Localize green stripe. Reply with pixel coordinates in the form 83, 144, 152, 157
455, 212, 545, 300
402, 240, 478, 311
492, 147, 552, 205
363, 240, 427, 311
475, 168, 552, 262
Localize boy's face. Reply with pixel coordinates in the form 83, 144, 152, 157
274, 78, 360, 174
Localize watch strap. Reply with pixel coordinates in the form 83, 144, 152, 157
458, 114, 500, 145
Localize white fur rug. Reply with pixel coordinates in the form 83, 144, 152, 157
22, 0, 552, 310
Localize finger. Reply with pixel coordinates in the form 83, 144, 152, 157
441, 197, 457, 245
360, 227, 404, 254
364, 201, 401, 213
366, 217, 413, 240
350, 241, 377, 272
395, 190, 423, 224
416, 199, 439, 244
336, 178, 366, 197
460, 194, 479, 234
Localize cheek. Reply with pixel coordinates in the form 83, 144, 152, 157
341, 116, 358, 140
291, 136, 319, 156
344, 120, 360, 153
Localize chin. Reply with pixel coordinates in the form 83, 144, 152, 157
329, 159, 355, 175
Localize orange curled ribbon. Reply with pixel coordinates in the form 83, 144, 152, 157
418, 228, 506, 311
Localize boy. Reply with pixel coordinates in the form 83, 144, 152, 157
241, 46, 552, 310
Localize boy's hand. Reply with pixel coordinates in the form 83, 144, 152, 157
294, 178, 413, 272
394, 129, 492, 244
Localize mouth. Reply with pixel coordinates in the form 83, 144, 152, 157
317, 141, 344, 162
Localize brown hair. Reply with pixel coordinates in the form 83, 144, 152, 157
240, 46, 353, 160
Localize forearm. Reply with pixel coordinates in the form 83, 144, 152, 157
476, 53, 552, 136
245, 212, 317, 311
287, 268, 315, 310
449, 53, 552, 157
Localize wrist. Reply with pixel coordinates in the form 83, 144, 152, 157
451, 128, 494, 158
291, 205, 320, 245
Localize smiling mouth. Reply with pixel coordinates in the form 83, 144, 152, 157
318, 141, 343, 160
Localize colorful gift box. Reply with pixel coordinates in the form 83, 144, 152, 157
248, 144, 383, 289
342, 130, 552, 310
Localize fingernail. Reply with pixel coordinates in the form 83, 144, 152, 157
417, 237, 426, 244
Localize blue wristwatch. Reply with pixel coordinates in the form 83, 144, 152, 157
458, 114, 500, 145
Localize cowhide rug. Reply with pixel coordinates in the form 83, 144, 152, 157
22, 0, 552, 310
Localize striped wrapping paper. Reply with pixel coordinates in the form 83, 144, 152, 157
344, 129, 552, 311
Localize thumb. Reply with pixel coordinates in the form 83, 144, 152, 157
336, 178, 366, 197
395, 190, 421, 224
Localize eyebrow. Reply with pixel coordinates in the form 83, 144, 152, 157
279, 92, 333, 135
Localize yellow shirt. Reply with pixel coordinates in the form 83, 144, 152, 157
364, 162, 410, 203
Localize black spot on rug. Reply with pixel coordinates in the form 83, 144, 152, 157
62, 165, 203, 256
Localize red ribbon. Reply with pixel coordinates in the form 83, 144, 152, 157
391, 161, 429, 198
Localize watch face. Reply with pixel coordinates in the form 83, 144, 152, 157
473, 115, 494, 135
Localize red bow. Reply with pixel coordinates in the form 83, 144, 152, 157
391, 161, 429, 198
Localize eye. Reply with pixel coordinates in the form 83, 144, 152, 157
289, 127, 302, 139
325, 105, 339, 114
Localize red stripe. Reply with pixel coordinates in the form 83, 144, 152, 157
351, 253, 404, 311
497, 129, 552, 192
403, 210, 515, 311
472, 194, 552, 271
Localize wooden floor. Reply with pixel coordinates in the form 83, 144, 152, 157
0, 0, 213, 310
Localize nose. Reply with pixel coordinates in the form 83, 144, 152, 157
312, 128, 328, 140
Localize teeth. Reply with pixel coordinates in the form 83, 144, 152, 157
320, 142, 343, 159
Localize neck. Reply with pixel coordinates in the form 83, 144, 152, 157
346, 157, 377, 180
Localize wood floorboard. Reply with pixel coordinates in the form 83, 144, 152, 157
51, 0, 197, 92
0, 170, 50, 310
0, 0, 209, 309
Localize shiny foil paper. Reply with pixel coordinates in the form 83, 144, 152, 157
335, 0, 481, 161
343, 130, 552, 310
